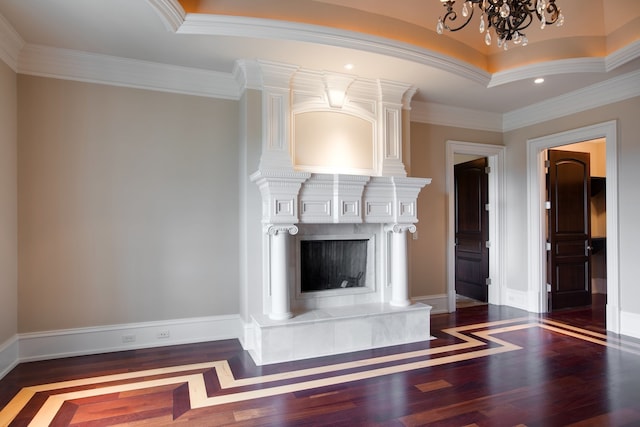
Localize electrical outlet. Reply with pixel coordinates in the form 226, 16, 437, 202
122, 334, 136, 343
157, 330, 170, 339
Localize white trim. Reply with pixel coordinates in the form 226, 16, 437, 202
5, 46, 638, 131
526, 121, 620, 332
18, 315, 243, 363
178, 14, 491, 87
445, 141, 507, 312
18, 44, 240, 100
504, 69, 640, 132
0, 335, 19, 380
505, 288, 539, 312
412, 69, 640, 132
145, 0, 186, 32
606, 40, 640, 71
412, 294, 448, 314
0, 12, 24, 72
411, 102, 503, 132
489, 57, 605, 88
620, 311, 640, 340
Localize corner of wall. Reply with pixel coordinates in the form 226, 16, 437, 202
0, 335, 19, 380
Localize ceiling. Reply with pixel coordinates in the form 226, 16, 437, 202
0, 0, 638, 127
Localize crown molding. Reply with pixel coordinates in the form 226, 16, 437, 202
503, 69, 640, 132
233, 59, 264, 93
606, 39, 640, 71
0, 12, 24, 72
412, 68, 640, 132
178, 14, 491, 87
18, 44, 240, 99
144, 0, 186, 32
410, 101, 503, 132
14, 42, 638, 133
488, 57, 605, 88
489, 40, 640, 88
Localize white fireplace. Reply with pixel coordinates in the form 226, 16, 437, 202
242, 60, 432, 365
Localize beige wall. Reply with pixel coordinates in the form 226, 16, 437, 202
503, 96, 640, 314
555, 139, 607, 237
408, 123, 503, 298
17, 76, 240, 332
0, 61, 18, 343
560, 139, 606, 177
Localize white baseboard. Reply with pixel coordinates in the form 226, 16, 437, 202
505, 288, 540, 312
18, 315, 243, 363
620, 310, 640, 340
241, 321, 255, 351
0, 335, 19, 380
412, 294, 449, 314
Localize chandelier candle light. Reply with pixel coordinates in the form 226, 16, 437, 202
437, 0, 564, 50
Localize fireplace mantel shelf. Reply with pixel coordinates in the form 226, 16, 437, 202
251, 171, 431, 227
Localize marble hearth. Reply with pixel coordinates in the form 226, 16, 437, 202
250, 303, 432, 365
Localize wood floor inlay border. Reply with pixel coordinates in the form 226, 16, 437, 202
1, 317, 634, 426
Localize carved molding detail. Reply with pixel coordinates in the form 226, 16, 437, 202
385, 223, 417, 234
253, 172, 431, 226
264, 224, 299, 236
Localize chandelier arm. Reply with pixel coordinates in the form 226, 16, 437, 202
442, 6, 476, 32
536, 1, 561, 25
510, 4, 534, 35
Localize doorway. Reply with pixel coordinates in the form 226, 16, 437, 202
454, 157, 489, 304
527, 121, 620, 333
546, 148, 595, 310
446, 141, 506, 313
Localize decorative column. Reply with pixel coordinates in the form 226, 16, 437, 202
251, 170, 309, 320
385, 223, 416, 307
266, 224, 298, 320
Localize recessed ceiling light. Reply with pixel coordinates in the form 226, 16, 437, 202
344, 63, 354, 71
534, 77, 545, 84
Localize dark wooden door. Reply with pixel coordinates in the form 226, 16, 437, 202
547, 149, 592, 310
454, 158, 489, 302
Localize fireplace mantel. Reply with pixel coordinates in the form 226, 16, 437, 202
250, 171, 431, 226
251, 170, 431, 320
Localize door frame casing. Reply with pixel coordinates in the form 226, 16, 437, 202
526, 120, 619, 332
446, 141, 506, 312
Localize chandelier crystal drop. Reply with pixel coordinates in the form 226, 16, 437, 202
436, 0, 564, 48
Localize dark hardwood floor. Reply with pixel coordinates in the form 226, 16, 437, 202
1, 298, 640, 426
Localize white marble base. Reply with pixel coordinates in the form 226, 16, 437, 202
248, 303, 432, 365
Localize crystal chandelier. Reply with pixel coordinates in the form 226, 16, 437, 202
436, 0, 564, 50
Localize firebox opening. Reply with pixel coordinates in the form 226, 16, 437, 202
300, 238, 368, 293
